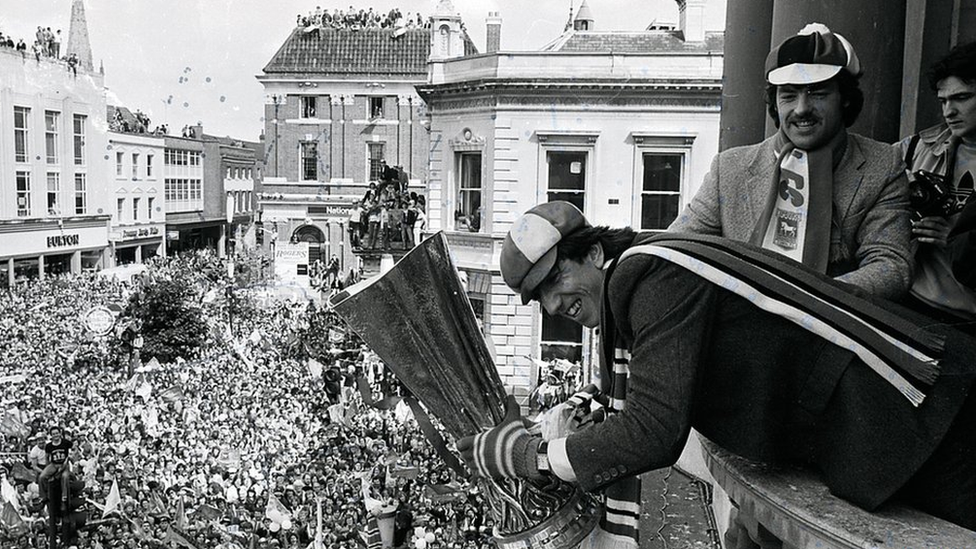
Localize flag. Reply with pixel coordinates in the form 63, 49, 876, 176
128, 517, 148, 540
425, 483, 465, 503
328, 403, 345, 426
394, 398, 413, 423
308, 358, 324, 379
160, 385, 185, 403
359, 516, 382, 549
1, 477, 20, 511
265, 493, 291, 522
10, 462, 35, 484
0, 501, 26, 536
0, 412, 29, 439
0, 373, 26, 384
175, 496, 187, 530
102, 479, 121, 518
124, 372, 144, 392
136, 357, 162, 372
216, 447, 241, 471
314, 498, 324, 549
165, 525, 200, 549
344, 399, 360, 425
135, 380, 152, 400
194, 502, 220, 521
391, 25, 408, 39
389, 466, 419, 479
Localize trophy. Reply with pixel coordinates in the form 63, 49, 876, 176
330, 232, 601, 549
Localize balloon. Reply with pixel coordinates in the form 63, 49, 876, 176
267, 509, 283, 523
414, 527, 425, 538
269, 521, 281, 533
414, 540, 427, 549
424, 532, 435, 543
281, 518, 292, 530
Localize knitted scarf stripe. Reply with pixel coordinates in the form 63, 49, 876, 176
599, 347, 640, 548
640, 240, 940, 390
621, 242, 936, 406
652, 233, 945, 354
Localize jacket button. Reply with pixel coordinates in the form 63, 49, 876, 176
610, 469, 619, 478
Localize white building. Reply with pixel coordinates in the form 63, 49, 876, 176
107, 124, 166, 265
0, 2, 111, 287
418, 0, 725, 391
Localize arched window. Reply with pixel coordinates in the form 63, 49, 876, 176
439, 25, 450, 57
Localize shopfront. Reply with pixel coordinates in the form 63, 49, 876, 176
111, 223, 165, 266
0, 217, 112, 287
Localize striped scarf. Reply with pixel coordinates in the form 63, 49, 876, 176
581, 233, 946, 548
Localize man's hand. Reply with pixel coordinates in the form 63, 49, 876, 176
457, 395, 543, 481
913, 216, 952, 248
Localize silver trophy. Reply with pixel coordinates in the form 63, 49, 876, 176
330, 232, 601, 549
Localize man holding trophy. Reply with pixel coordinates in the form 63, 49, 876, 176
457, 201, 976, 540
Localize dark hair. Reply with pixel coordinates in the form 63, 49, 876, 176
764, 70, 864, 128
928, 40, 976, 90
556, 226, 637, 264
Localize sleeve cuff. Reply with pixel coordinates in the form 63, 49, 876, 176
548, 437, 577, 483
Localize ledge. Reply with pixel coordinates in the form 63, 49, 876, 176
700, 436, 976, 548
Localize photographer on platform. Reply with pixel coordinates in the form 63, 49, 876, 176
898, 41, 976, 332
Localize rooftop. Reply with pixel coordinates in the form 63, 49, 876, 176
544, 30, 724, 54
262, 27, 476, 76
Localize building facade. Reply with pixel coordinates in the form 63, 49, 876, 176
419, 0, 724, 390
107, 125, 166, 265
0, 20, 111, 287
256, 4, 476, 283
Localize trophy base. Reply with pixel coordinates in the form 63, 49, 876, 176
494, 489, 603, 549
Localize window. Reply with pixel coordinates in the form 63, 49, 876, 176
439, 25, 450, 57
14, 107, 30, 163
300, 141, 318, 181
146, 154, 153, 177
301, 96, 316, 118
546, 151, 586, 210
133, 197, 140, 220
189, 151, 200, 166
74, 173, 87, 214
147, 197, 154, 219
368, 97, 384, 119
367, 143, 384, 181
164, 178, 203, 212
456, 152, 482, 232
73, 114, 86, 165
47, 173, 60, 216
541, 311, 583, 364
116, 152, 124, 176
638, 153, 682, 230
16, 171, 31, 217
132, 153, 140, 179
45, 111, 60, 164
117, 198, 125, 221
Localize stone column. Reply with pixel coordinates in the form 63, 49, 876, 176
719, 0, 774, 150
71, 250, 81, 274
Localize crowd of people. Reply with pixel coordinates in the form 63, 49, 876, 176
297, 7, 429, 31
0, 250, 496, 549
349, 168, 427, 252
0, 24, 80, 75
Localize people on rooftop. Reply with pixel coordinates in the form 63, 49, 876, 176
296, 6, 430, 31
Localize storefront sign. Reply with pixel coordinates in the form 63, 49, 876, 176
121, 227, 161, 240
0, 224, 108, 257
47, 234, 80, 248
274, 242, 310, 285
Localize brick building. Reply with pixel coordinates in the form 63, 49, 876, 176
256, 4, 475, 284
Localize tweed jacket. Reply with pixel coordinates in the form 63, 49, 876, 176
669, 133, 913, 299
564, 237, 976, 511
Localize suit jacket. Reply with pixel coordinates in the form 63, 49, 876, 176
564, 237, 976, 510
669, 133, 913, 299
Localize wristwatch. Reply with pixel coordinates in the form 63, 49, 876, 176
535, 440, 551, 475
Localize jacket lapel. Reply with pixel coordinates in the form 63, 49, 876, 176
746, 137, 779, 225
832, 135, 866, 222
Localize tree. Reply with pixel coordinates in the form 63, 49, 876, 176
127, 274, 208, 364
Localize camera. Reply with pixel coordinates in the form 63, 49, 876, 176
910, 170, 963, 220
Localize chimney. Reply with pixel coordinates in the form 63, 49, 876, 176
486, 12, 502, 53
67, 0, 94, 72
676, 0, 706, 42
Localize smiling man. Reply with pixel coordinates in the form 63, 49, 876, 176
458, 201, 976, 543
670, 23, 913, 300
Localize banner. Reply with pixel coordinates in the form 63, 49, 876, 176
0, 412, 29, 439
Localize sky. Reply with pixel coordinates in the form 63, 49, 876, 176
0, 0, 725, 140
